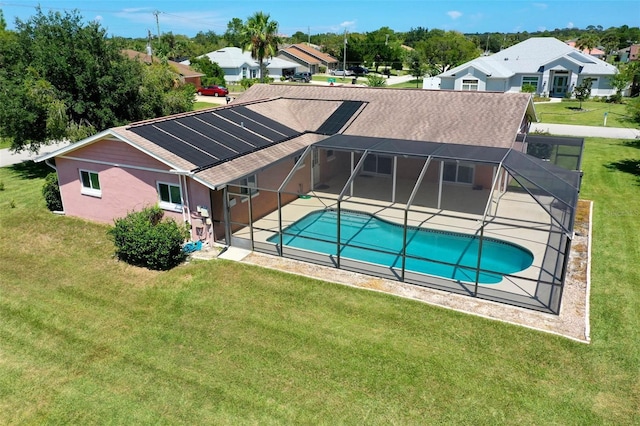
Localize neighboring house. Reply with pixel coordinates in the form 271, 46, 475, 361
181, 47, 299, 82
278, 43, 339, 74
38, 84, 583, 315
618, 44, 640, 62
122, 49, 204, 88
436, 37, 618, 97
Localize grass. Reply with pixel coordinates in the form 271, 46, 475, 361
0, 137, 11, 150
534, 100, 637, 128
1, 139, 639, 423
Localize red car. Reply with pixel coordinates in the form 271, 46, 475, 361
197, 85, 229, 97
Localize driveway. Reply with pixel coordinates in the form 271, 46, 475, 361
530, 123, 640, 139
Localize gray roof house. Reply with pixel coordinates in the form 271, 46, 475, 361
181, 47, 300, 82
435, 37, 618, 98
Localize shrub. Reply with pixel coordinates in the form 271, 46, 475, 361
42, 172, 63, 211
627, 97, 640, 125
319, 65, 327, 74
366, 74, 387, 87
521, 84, 536, 94
108, 206, 189, 270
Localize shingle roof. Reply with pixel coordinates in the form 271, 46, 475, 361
122, 49, 204, 78
441, 37, 617, 78
289, 43, 338, 64
40, 85, 534, 190
235, 84, 533, 147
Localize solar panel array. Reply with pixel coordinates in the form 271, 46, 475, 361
129, 106, 299, 169
316, 101, 364, 135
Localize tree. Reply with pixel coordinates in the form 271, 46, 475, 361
241, 12, 281, 83
224, 17, 244, 47
189, 56, 225, 86
575, 33, 600, 54
0, 8, 194, 153
407, 50, 426, 88
573, 77, 593, 109
415, 30, 480, 74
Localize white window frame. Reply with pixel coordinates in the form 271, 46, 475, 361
79, 169, 101, 197
157, 181, 183, 211
521, 76, 539, 91
239, 174, 258, 199
461, 79, 478, 91
442, 161, 475, 185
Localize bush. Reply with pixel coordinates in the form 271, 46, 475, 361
521, 84, 536, 94
42, 172, 63, 211
366, 74, 387, 87
108, 206, 189, 270
627, 97, 640, 125
319, 65, 327, 74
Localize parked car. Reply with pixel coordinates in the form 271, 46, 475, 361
197, 85, 229, 97
330, 68, 354, 76
348, 66, 369, 75
288, 72, 312, 83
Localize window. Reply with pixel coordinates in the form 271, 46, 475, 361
363, 154, 392, 175
157, 182, 182, 211
79, 170, 101, 197
461, 79, 478, 91
239, 174, 258, 197
443, 161, 474, 184
326, 149, 335, 161
521, 76, 539, 91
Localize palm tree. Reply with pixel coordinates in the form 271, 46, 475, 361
575, 33, 600, 55
241, 12, 281, 83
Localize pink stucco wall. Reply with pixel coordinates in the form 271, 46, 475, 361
56, 138, 213, 243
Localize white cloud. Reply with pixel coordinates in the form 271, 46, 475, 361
447, 11, 462, 20
533, 3, 548, 10
340, 20, 356, 28
567, 22, 574, 29
537, 26, 547, 32
94, 15, 103, 22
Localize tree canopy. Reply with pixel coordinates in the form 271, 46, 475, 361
415, 30, 481, 75
0, 8, 194, 152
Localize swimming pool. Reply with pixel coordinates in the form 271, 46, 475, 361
267, 209, 534, 284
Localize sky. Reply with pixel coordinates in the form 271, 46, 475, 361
1, 0, 638, 38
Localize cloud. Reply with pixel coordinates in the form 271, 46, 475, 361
567, 22, 574, 28
538, 26, 547, 32
94, 15, 103, 22
340, 20, 356, 28
532, 3, 548, 10
447, 11, 462, 20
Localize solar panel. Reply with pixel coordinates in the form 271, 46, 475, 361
130, 125, 217, 168
222, 106, 299, 138
129, 106, 303, 171
316, 101, 364, 135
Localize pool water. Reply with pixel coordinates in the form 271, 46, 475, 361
268, 209, 534, 284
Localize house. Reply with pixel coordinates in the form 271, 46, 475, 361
436, 37, 618, 97
38, 84, 583, 315
181, 47, 299, 82
122, 49, 204, 88
277, 43, 339, 74
618, 44, 640, 62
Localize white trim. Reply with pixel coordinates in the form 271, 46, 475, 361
61, 155, 178, 175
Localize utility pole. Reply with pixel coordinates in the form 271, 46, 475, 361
153, 10, 161, 39
343, 29, 348, 79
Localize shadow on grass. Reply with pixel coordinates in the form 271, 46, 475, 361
623, 140, 640, 149
9, 160, 51, 179
606, 159, 640, 185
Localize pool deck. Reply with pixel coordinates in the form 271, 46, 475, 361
231, 179, 558, 308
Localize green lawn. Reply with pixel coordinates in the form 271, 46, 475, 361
0, 138, 639, 423
534, 100, 637, 128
